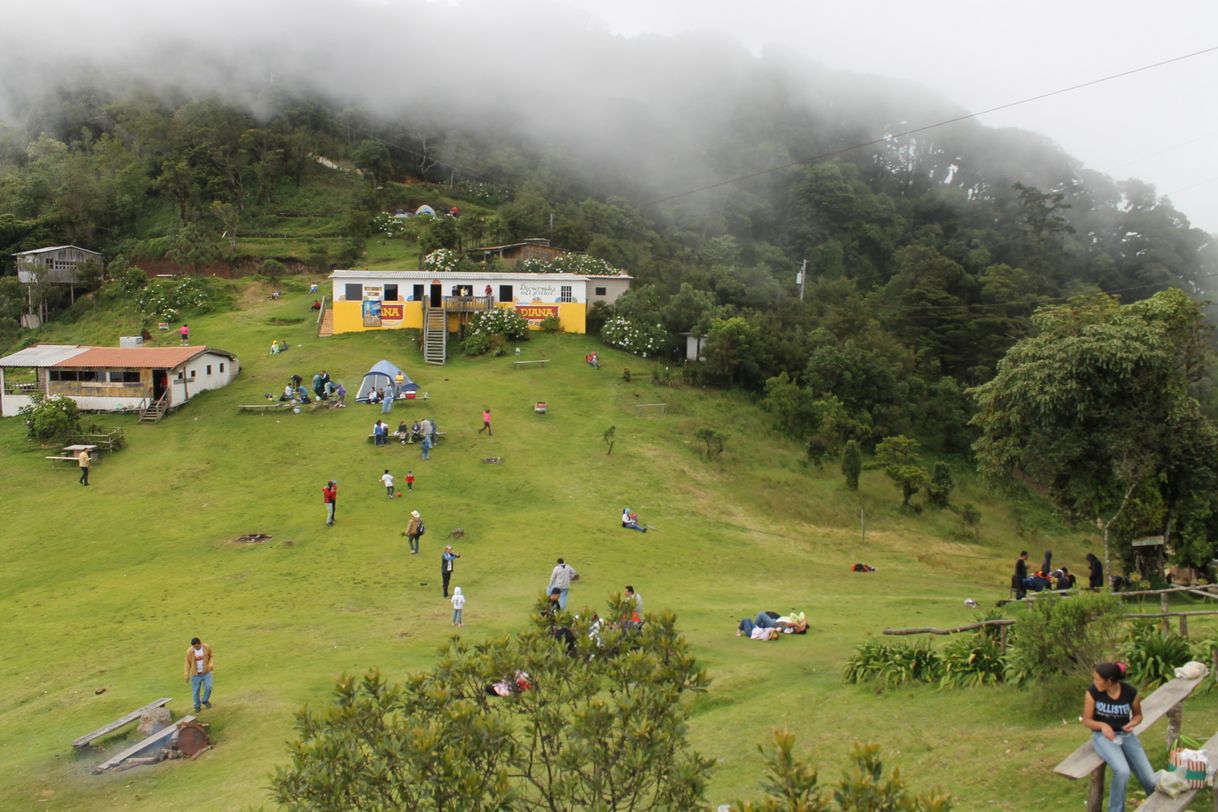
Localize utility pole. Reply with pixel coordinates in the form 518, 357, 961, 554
798, 258, 807, 301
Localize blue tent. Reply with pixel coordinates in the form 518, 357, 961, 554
356, 359, 419, 402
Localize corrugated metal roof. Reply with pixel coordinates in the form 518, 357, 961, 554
328, 269, 595, 282
56, 346, 235, 369
0, 344, 90, 367
13, 245, 102, 257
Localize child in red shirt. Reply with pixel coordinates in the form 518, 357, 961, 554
405, 470, 415, 491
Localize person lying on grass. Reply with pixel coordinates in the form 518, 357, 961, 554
737, 611, 808, 636
737, 618, 781, 640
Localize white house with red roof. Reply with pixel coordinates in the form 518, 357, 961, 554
0, 344, 239, 417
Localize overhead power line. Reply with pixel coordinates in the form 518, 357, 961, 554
643, 44, 1218, 207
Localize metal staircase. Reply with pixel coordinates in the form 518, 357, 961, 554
423, 305, 447, 365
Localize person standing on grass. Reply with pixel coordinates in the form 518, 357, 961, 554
479, 407, 493, 436
381, 469, 395, 498
323, 480, 337, 525
382, 381, 395, 415
179, 323, 189, 345
1012, 550, 1029, 600
1082, 662, 1157, 812
184, 636, 214, 712
1087, 552, 1104, 591
442, 545, 460, 597
421, 433, 432, 461
405, 470, 415, 491
547, 558, 579, 610
78, 449, 91, 486
451, 587, 465, 626
402, 510, 423, 554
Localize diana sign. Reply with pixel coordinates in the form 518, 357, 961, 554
516, 304, 559, 324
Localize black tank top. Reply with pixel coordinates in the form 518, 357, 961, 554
1089, 682, 1136, 732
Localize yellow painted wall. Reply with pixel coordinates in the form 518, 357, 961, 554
331, 300, 586, 335
558, 302, 586, 334
331, 301, 423, 333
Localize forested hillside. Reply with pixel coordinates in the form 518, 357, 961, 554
1, 52, 1217, 574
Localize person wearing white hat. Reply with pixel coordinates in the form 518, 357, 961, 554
402, 510, 424, 554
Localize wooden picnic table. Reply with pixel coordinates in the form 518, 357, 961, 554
63, 444, 98, 454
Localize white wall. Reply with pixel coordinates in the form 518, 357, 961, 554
173, 353, 240, 404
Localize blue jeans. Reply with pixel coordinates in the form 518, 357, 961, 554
754, 612, 778, 629
382, 397, 392, 414
1091, 731, 1157, 812
739, 618, 756, 635
421, 439, 431, 460
452, 608, 463, 625
191, 672, 213, 710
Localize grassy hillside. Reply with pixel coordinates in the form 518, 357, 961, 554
3, 280, 1218, 811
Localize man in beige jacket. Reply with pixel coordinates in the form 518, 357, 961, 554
184, 637, 214, 712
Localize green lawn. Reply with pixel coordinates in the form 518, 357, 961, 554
3, 280, 1218, 811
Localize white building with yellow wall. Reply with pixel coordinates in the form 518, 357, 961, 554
327, 270, 631, 336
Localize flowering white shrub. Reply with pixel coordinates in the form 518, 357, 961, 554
516, 254, 621, 275
601, 315, 666, 357
371, 212, 409, 238
135, 277, 231, 321
471, 308, 530, 341
422, 249, 460, 273
549, 254, 618, 276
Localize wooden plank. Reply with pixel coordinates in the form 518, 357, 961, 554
1055, 677, 1203, 779
884, 620, 1015, 635
92, 715, 195, 773
72, 697, 173, 748
1134, 727, 1218, 811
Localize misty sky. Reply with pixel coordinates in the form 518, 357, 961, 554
1, 0, 1215, 233
558, 0, 1218, 234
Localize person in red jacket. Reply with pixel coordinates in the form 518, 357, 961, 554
323, 480, 337, 525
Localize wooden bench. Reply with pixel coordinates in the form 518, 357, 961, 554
513, 359, 549, 368
72, 697, 172, 749
92, 714, 196, 773
1055, 676, 1203, 810
1135, 728, 1218, 810
46, 454, 90, 466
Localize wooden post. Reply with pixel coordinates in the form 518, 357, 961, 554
1088, 764, 1106, 811
1161, 593, 1171, 632
1179, 613, 1189, 638
999, 624, 1008, 654
1166, 703, 1183, 749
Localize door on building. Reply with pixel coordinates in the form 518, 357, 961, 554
153, 369, 169, 404
430, 281, 443, 307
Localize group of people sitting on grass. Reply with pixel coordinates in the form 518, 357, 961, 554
1011, 549, 1097, 599
736, 611, 809, 640
277, 372, 344, 406
585, 352, 600, 369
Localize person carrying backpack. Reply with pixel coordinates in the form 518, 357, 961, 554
402, 510, 425, 554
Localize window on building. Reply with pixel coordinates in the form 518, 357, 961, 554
190, 369, 197, 379
498, 285, 513, 302
344, 283, 362, 301
108, 370, 140, 383
559, 285, 573, 303
206, 364, 212, 375
595, 286, 607, 296
412, 284, 424, 302
384, 284, 399, 301
220, 363, 225, 373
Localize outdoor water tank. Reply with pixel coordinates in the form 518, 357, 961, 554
119, 336, 144, 347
